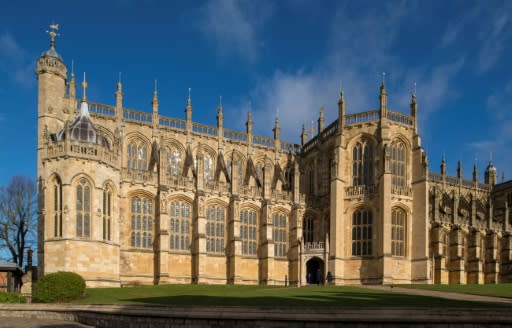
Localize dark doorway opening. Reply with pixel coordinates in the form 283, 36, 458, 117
306, 257, 324, 284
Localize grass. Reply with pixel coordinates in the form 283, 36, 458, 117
71, 284, 506, 308
399, 283, 512, 299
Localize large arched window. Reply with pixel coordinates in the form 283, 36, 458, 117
128, 140, 147, 171
167, 146, 182, 176
352, 209, 372, 256
170, 201, 191, 251
52, 177, 62, 237
391, 141, 406, 186
76, 179, 91, 238
102, 187, 112, 241
303, 216, 314, 243
240, 208, 257, 256
391, 208, 406, 257
206, 205, 225, 254
130, 196, 153, 248
273, 212, 287, 257
352, 141, 373, 185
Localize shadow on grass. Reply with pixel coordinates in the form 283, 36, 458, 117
123, 290, 504, 308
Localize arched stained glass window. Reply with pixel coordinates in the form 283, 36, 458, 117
352, 209, 372, 256
240, 209, 257, 256
128, 140, 147, 171
206, 205, 225, 254
391, 208, 406, 257
52, 177, 62, 237
102, 187, 112, 241
76, 179, 91, 238
391, 141, 406, 186
167, 147, 182, 176
352, 141, 373, 186
273, 212, 287, 257
131, 196, 153, 248
170, 201, 191, 251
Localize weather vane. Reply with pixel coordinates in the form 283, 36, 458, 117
46, 23, 60, 47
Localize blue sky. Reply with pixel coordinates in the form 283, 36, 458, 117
0, 0, 511, 187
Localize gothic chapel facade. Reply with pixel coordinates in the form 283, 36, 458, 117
37, 27, 512, 287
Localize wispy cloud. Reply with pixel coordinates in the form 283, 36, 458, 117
469, 81, 512, 179
478, 7, 512, 73
0, 32, 34, 89
198, 0, 273, 62
231, 2, 465, 142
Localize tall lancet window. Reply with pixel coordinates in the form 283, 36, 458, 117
167, 147, 182, 176
206, 205, 225, 254
240, 209, 257, 256
391, 141, 406, 186
204, 154, 214, 184
170, 201, 191, 251
273, 212, 287, 257
102, 188, 112, 241
303, 216, 314, 243
352, 209, 372, 256
128, 140, 147, 171
352, 141, 373, 185
52, 177, 63, 237
76, 179, 91, 238
391, 208, 406, 257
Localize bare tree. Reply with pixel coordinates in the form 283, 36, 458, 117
0, 175, 37, 269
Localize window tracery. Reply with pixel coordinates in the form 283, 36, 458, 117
352, 140, 373, 186
206, 205, 225, 254
128, 140, 147, 171
391, 208, 406, 256
170, 201, 191, 251
76, 179, 91, 238
352, 209, 372, 256
240, 209, 257, 256
273, 212, 287, 257
391, 141, 406, 186
130, 196, 153, 248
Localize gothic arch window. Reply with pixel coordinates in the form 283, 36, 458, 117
76, 179, 91, 238
352, 140, 373, 186
128, 140, 147, 171
51, 177, 62, 237
284, 167, 293, 191
167, 146, 182, 176
102, 186, 113, 241
240, 208, 257, 256
303, 216, 314, 243
308, 169, 314, 194
256, 163, 264, 184
352, 208, 372, 256
130, 196, 153, 249
391, 207, 406, 257
204, 153, 214, 184
273, 212, 287, 257
391, 141, 406, 186
206, 205, 225, 254
170, 200, 191, 251
227, 158, 244, 187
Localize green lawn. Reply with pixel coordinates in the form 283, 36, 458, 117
72, 284, 505, 307
399, 284, 512, 299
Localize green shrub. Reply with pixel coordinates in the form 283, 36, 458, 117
0, 292, 26, 303
33, 271, 86, 303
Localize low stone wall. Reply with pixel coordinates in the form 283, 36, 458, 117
0, 304, 511, 327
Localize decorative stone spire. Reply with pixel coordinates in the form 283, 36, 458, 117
473, 162, 478, 182
338, 89, 345, 128
217, 96, 223, 130
457, 160, 463, 180
379, 80, 387, 116
301, 124, 307, 146
81, 72, 88, 103
115, 72, 123, 121
152, 79, 159, 110
246, 110, 253, 134
185, 87, 192, 123
410, 85, 418, 130
318, 107, 325, 132
273, 116, 280, 141
69, 59, 76, 99
440, 155, 446, 177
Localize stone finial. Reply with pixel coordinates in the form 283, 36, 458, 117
318, 107, 325, 132
301, 124, 307, 146
81, 72, 88, 102
457, 160, 463, 179
440, 155, 446, 176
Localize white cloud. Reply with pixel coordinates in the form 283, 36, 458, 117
232, 2, 465, 143
478, 9, 512, 73
198, 0, 273, 62
0, 32, 34, 89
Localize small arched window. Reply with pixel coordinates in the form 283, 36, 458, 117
303, 216, 314, 243
391, 208, 406, 257
167, 146, 182, 176
170, 201, 191, 251
352, 209, 372, 256
240, 209, 257, 256
391, 141, 406, 186
52, 177, 62, 237
206, 205, 225, 254
128, 140, 147, 171
76, 179, 91, 238
102, 187, 113, 241
352, 141, 373, 185
131, 196, 153, 248
273, 212, 287, 257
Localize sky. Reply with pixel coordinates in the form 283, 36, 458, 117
0, 0, 511, 187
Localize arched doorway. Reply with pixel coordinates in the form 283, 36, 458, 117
306, 257, 324, 284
